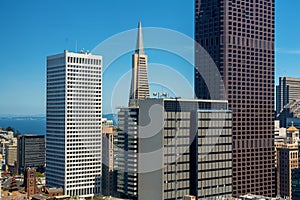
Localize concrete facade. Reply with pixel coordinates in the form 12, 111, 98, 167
116, 98, 232, 200
116, 107, 139, 199
46, 50, 102, 197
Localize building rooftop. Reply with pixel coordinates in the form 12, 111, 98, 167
32, 194, 48, 200
287, 125, 299, 131
46, 187, 64, 194
239, 194, 287, 200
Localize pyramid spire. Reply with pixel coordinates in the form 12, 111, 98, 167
135, 22, 144, 54
129, 22, 150, 106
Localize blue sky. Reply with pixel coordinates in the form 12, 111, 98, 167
0, 0, 299, 115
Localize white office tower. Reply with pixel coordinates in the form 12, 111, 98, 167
46, 50, 102, 197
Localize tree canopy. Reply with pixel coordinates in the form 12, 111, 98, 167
5, 126, 14, 132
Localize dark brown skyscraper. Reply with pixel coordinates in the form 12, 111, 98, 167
195, 0, 275, 197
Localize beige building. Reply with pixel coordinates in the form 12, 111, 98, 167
275, 125, 299, 168
286, 125, 299, 144
102, 118, 117, 196
274, 120, 286, 143
102, 119, 115, 172
5, 144, 17, 166
183, 195, 196, 200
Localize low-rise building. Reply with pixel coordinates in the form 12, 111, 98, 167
44, 187, 64, 197
275, 124, 300, 199
17, 134, 45, 174
275, 120, 286, 143
32, 194, 48, 200
5, 144, 17, 173
102, 118, 117, 197
286, 125, 299, 144
183, 195, 196, 200
239, 194, 286, 200
277, 142, 298, 199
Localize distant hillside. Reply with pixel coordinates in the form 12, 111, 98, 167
0, 114, 118, 125
0, 115, 46, 120
103, 113, 118, 125
0, 114, 45, 118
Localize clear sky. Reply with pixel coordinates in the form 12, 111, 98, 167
0, 0, 299, 115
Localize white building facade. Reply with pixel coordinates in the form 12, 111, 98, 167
46, 50, 102, 197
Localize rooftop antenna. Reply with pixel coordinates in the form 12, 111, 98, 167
65, 38, 69, 50
153, 92, 168, 99
76, 40, 78, 52
283, 69, 287, 77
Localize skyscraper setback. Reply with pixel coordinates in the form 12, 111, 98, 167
46, 50, 102, 197
195, 0, 275, 197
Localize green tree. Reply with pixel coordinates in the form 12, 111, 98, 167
14, 130, 21, 137
36, 172, 45, 177
5, 126, 14, 132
